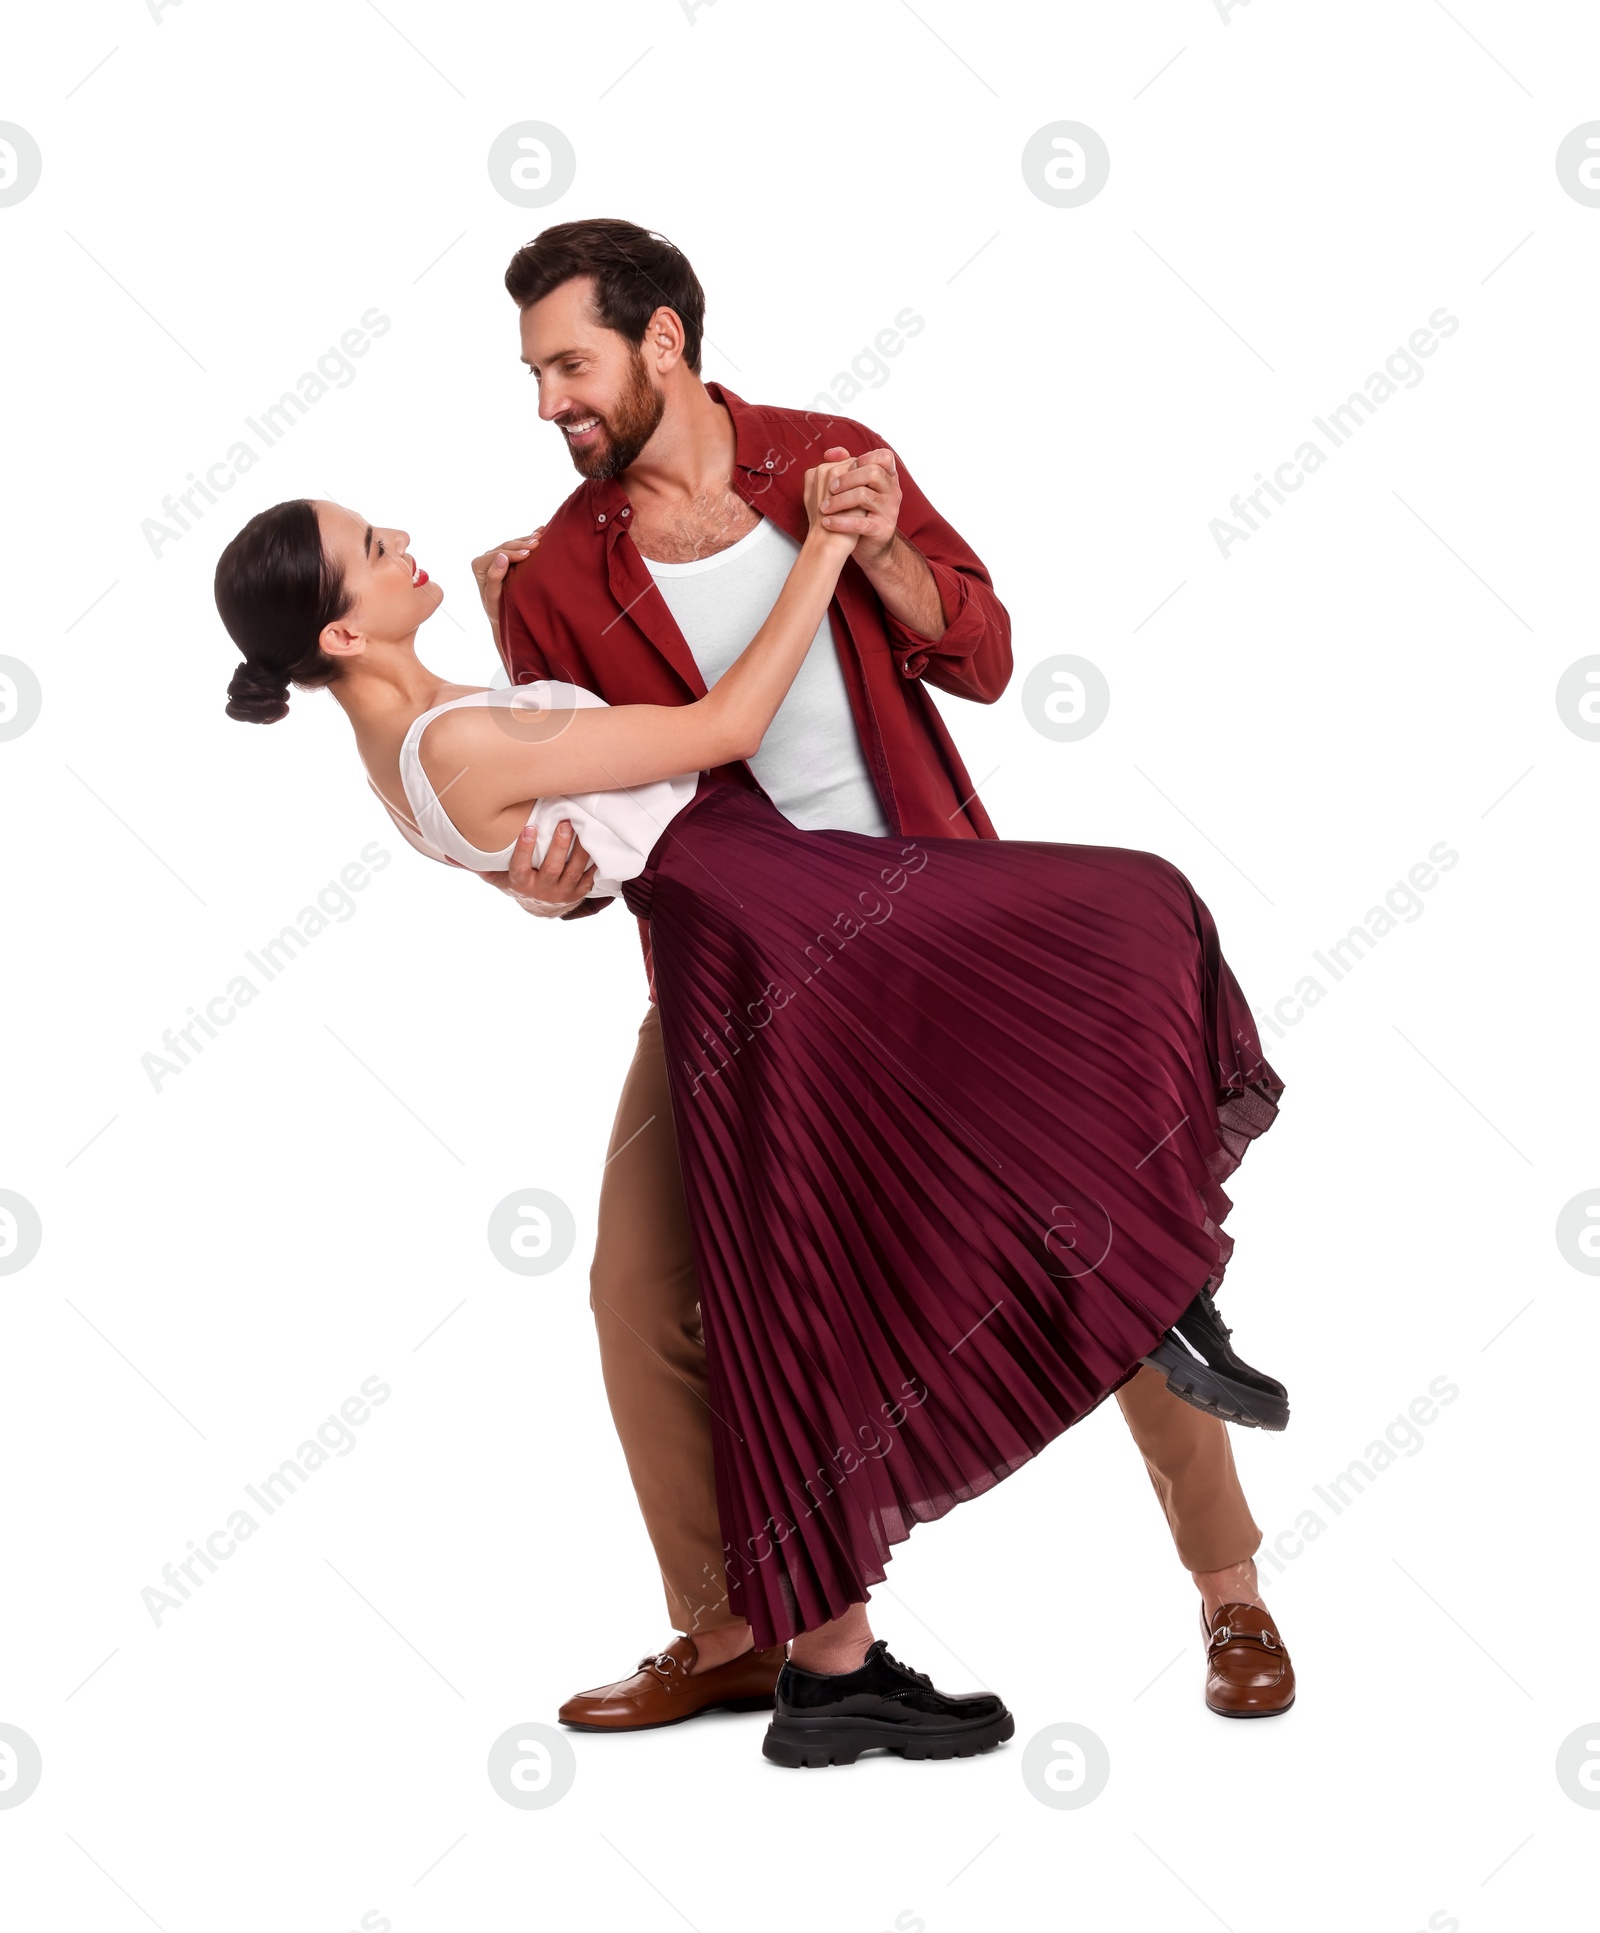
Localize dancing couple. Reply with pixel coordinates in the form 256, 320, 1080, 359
215, 219, 1295, 1767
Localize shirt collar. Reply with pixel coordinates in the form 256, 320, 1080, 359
584, 473, 632, 531
704, 382, 766, 473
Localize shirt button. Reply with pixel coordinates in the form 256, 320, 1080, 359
620, 507, 630, 517
764, 459, 774, 470
597, 513, 607, 524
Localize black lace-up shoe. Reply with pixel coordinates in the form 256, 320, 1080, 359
762, 1640, 1014, 1767
1142, 1289, 1290, 1431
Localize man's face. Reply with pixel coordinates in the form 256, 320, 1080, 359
519, 276, 665, 481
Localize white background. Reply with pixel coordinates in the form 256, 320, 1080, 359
2, 2, 1597, 1929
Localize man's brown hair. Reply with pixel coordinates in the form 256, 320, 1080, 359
504, 218, 706, 375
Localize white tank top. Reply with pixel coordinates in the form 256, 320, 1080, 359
395, 682, 698, 895
643, 518, 889, 837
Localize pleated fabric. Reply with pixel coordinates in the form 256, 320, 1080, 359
621, 780, 1284, 1648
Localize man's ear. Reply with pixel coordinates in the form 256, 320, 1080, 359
319, 619, 366, 662
645, 304, 686, 375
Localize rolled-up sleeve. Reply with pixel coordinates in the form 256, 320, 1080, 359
877, 446, 1012, 703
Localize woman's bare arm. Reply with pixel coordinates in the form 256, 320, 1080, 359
424, 461, 856, 844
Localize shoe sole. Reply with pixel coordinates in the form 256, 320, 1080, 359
560, 1693, 776, 1733
1206, 1695, 1296, 1719
762, 1709, 1015, 1768
1142, 1341, 1289, 1431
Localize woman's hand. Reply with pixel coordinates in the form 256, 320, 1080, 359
471, 526, 547, 656
802, 460, 859, 558
814, 443, 902, 567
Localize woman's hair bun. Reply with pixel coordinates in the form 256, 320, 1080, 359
216, 499, 349, 725
225, 659, 292, 725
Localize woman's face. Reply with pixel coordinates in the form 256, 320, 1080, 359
314, 501, 444, 646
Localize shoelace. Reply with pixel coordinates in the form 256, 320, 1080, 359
1177, 1293, 1235, 1361
880, 1646, 934, 1690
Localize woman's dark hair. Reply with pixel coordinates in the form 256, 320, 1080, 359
215, 499, 350, 724
504, 217, 706, 375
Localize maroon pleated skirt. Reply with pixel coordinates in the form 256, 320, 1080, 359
621, 779, 1284, 1648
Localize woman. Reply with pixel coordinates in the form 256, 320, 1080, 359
215, 465, 1288, 1765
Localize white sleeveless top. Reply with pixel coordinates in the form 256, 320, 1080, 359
395, 682, 699, 895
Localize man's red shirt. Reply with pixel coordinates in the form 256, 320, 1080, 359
497, 383, 1012, 997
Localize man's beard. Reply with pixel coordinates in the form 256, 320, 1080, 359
562, 351, 665, 481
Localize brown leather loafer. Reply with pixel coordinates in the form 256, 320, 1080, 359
558, 1635, 785, 1732
1201, 1602, 1295, 1718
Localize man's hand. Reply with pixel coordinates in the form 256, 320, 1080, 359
817, 446, 901, 565
479, 819, 596, 918
471, 528, 546, 658
817, 444, 946, 641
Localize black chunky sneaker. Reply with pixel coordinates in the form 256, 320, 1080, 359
1142, 1289, 1290, 1431
762, 1640, 1014, 1768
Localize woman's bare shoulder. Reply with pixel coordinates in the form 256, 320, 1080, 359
418, 686, 602, 769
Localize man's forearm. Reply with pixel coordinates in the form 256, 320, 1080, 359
857, 533, 947, 642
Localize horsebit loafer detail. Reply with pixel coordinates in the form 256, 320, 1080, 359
558, 1636, 785, 1731
1201, 1601, 1296, 1718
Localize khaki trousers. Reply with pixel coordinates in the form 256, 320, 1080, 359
591, 1005, 1262, 1634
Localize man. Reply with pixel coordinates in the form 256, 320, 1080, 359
472, 219, 1295, 1731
